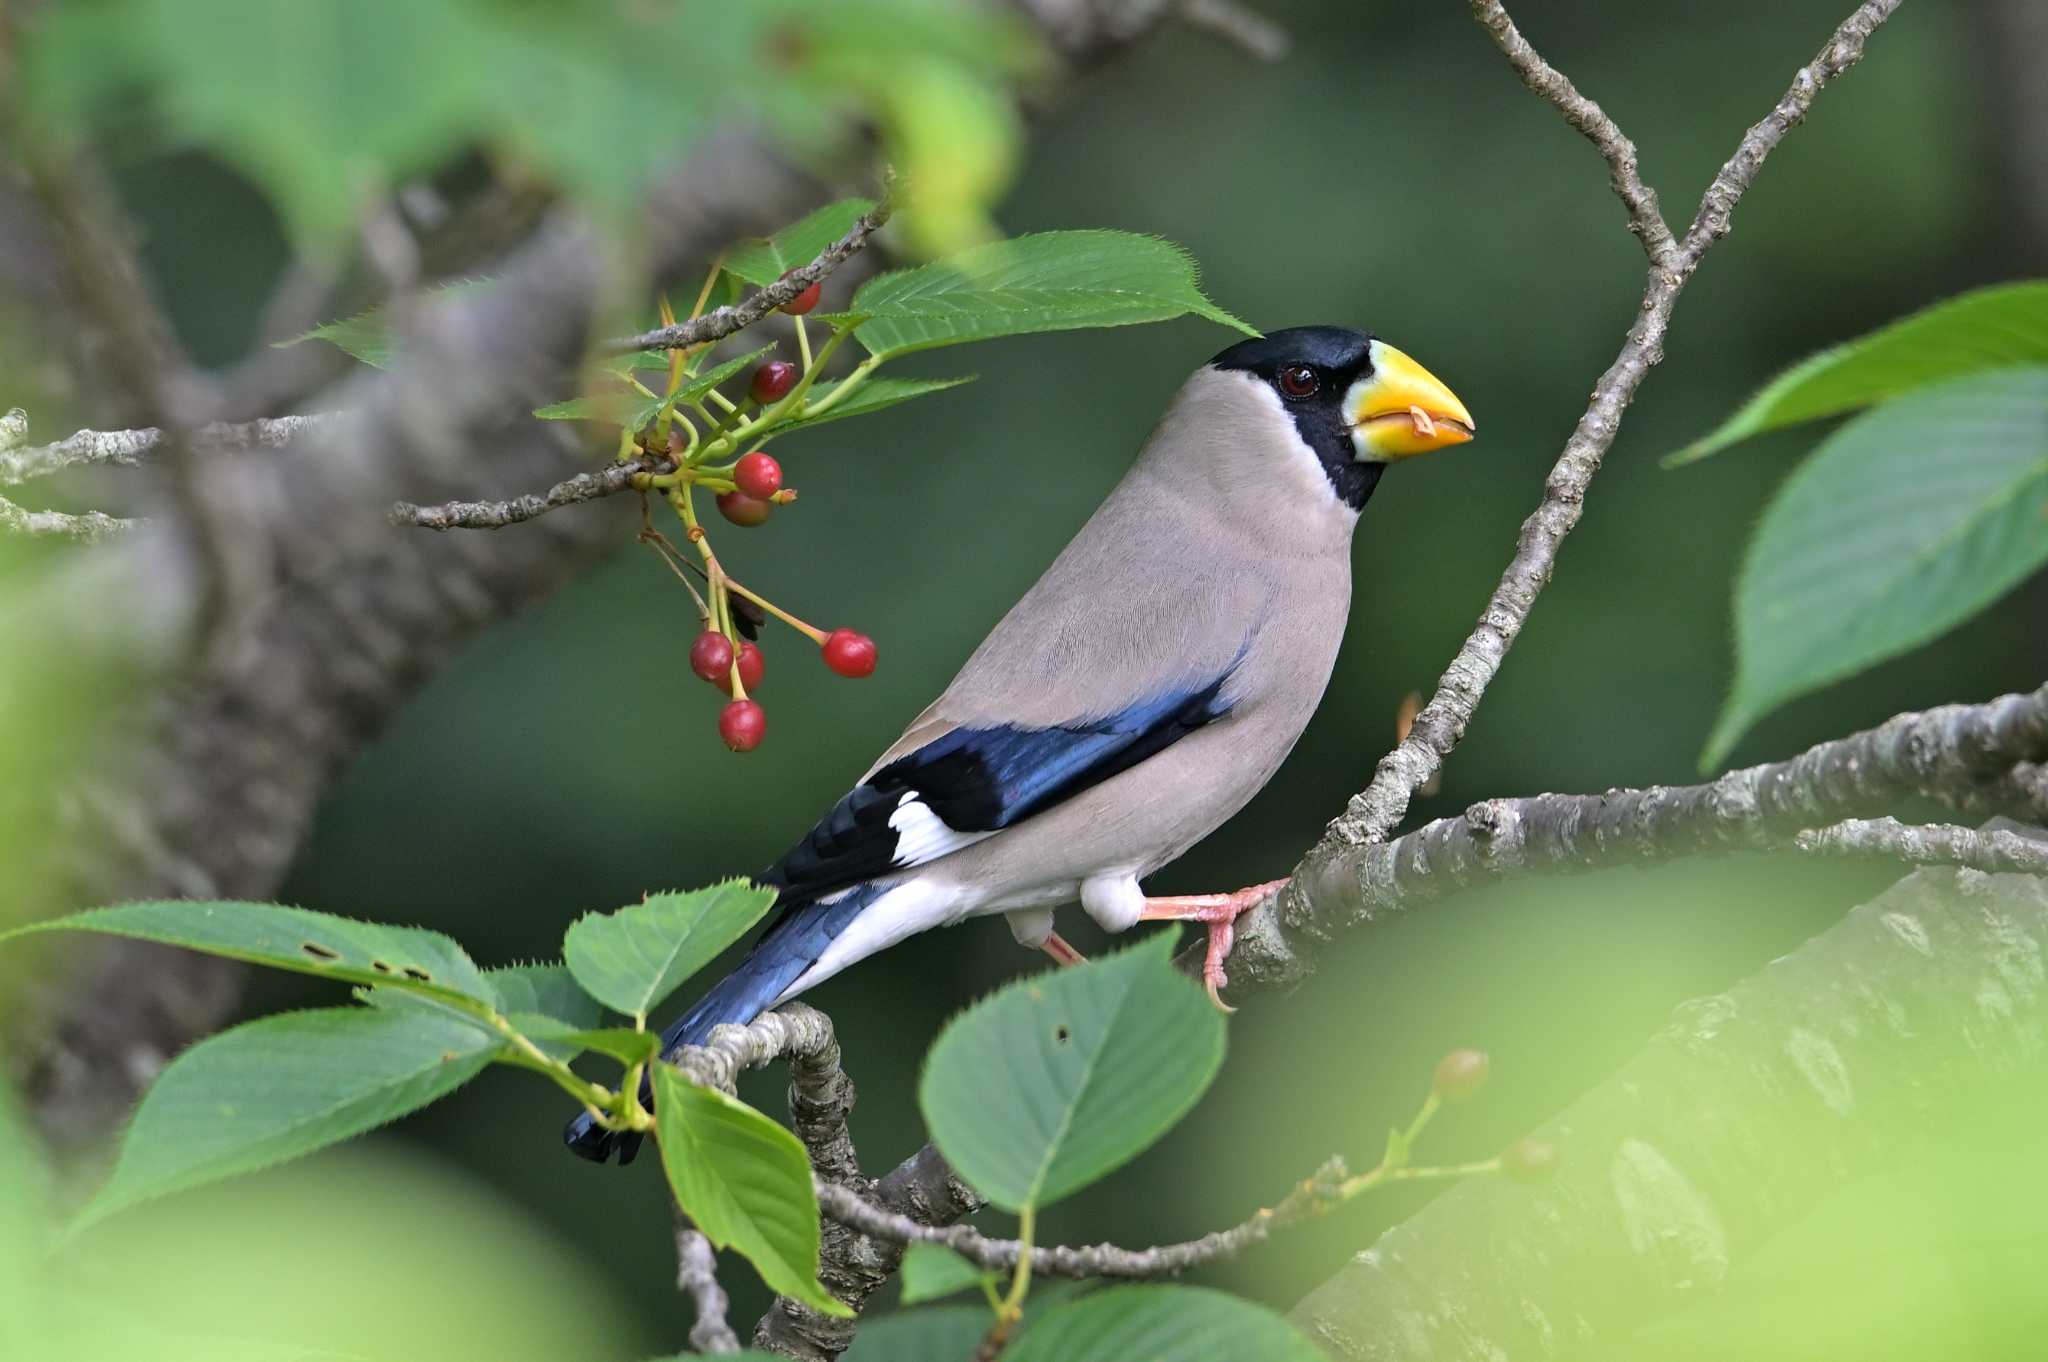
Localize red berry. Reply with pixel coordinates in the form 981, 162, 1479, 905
1431, 1048, 1490, 1103
821, 629, 877, 679
750, 360, 797, 405
734, 451, 783, 500
718, 699, 766, 752
779, 274, 822, 316
716, 491, 774, 528
736, 640, 765, 691
1501, 1137, 1559, 1184
688, 631, 734, 685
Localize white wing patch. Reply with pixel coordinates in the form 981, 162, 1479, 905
887, 793, 992, 869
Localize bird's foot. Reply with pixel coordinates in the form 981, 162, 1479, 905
1138, 878, 1289, 1012
1040, 932, 1087, 968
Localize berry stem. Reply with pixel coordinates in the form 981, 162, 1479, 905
670, 487, 746, 697
723, 575, 827, 645
794, 312, 813, 372
794, 351, 882, 422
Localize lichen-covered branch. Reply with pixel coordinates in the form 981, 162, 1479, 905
0, 496, 135, 542
1320, 0, 1902, 854
0, 415, 333, 487
391, 455, 672, 531
675, 1226, 742, 1355
1288, 838, 2048, 1357
605, 198, 892, 355
1794, 816, 2048, 877
814, 1156, 1351, 1281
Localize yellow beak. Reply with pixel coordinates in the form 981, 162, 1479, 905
1346, 340, 1475, 461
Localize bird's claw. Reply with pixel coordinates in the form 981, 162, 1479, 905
1140, 878, 1289, 1013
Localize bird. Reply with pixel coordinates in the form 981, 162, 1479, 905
566, 325, 1473, 1163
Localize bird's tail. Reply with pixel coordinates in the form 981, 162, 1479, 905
562, 882, 883, 1165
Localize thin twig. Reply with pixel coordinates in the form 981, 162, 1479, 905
392, 456, 673, 530
1309, 0, 1903, 854
1794, 816, 2048, 877
0, 415, 334, 487
815, 1157, 1350, 1280
0, 495, 137, 542
676, 1226, 743, 1354
605, 198, 892, 355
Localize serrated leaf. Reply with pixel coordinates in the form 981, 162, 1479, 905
1704, 367, 2048, 768
919, 934, 1224, 1213
898, 1241, 994, 1305
532, 391, 667, 427
1669, 281, 2048, 466
1, 901, 494, 1011
562, 880, 775, 1021
848, 231, 1254, 361
73, 1007, 499, 1232
484, 964, 602, 1029
601, 349, 677, 375
1009, 1286, 1323, 1362
675, 344, 777, 405
651, 1066, 848, 1316
724, 199, 876, 286
770, 375, 976, 439
282, 278, 497, 367
505, 1014, 660, 1065
840, 1307, 990, 1362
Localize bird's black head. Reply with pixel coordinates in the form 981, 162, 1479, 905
1210, 325, 1474, 510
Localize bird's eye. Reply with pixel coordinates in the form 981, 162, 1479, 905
1277, 365, 1319, 399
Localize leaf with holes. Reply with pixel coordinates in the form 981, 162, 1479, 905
839, 232, 1253, 361
1703, 367, 2048, 768
73, 1006, 500, 1232
651, 1066, 848, 1316
1009, 1286, 1323, 1362
724, 199, 876, 287
769, 376, 976, 439
1, 901, 494, 1011
562, 880, 774, 1021
898, 1241, 994, 1305
919, 933, 1224, 1212
1668, 281, 2048, 466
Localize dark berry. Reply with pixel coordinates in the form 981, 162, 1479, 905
688, 631, 734, 685
1431, 1049, 1490, 1103
718, 699, 766, 752
734, 451, 783, 500
736, 640, 765, 691
716, 491, 773, 528
821, 629, 877, 678
779, 274, 822, 316
1501, 1137, 1559, 1184
750, 360, 797, 405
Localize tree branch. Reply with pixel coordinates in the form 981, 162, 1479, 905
0, 415, 334, 488
604, 198, 892, 355
1317, 0, 1902, 856
0, 497, 135, 542
814, 1156, 1352, 1281
390, 455, 673, 531
1794, 816, 2048, 877
675, 1225, 743, 1355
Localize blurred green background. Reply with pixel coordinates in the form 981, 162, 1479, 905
9, 0, 2047, 1355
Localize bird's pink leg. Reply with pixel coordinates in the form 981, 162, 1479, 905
1040, 932, 1087, 968
1138, 878, 1289, 1011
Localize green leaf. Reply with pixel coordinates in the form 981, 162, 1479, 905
1668, 281, 2048, 466
1, 900, 495, 1011
1009, 1285, 1324, 1362
505, 1015, 660, 1065
771, 375, 976, 439
847, 232, 1254, 361
919, 934, 1225, 1212
562, 880, 775, 1020
483, 964, 602, 1030
74, 1007, 499, 1232
533, 391, 667, 427
724, 199, 876, 286
1703, 367, 2048, 769
841, 1307, 991, 1362
283, 279, 496, 367
898, 1241, 995, 1305
0, 1088, 45, 1354
651, 1065, 849, 1317
675, 344, 777, 405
